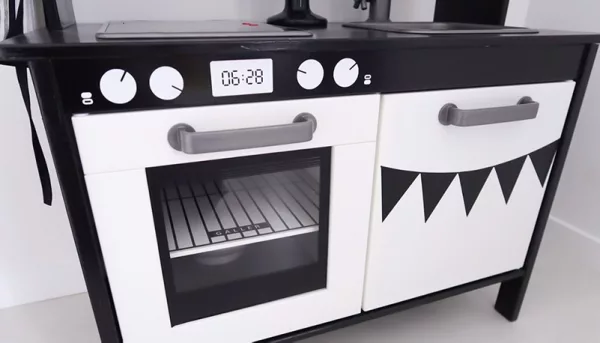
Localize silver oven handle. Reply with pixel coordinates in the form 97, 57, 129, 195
167, 113, 317, 154
438, 96, 539, 127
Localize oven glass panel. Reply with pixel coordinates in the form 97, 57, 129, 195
146, 148, 330, 326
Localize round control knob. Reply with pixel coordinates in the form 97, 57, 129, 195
333, 58, 359, 88
99, 69, 137, 104
297, 59, 324, 90
150, 66, 184, 101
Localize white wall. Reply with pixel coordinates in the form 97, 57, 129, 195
505, 0, 530, 27
0, 1, 86, 310
0, 67, 86, 310
526, 0, 600, 242
72, 0, 435, 23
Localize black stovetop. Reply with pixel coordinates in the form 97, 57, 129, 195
1, 23, 600, 61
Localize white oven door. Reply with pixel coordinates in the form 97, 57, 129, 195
73, 95, 379, 343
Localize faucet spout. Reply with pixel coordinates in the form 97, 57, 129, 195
367, 0, 391, 22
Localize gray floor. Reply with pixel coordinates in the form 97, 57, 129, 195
1, 221, 599, 343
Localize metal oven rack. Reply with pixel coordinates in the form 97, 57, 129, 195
161, 167, 321, 258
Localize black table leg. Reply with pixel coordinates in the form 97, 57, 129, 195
495, 43, 598, 322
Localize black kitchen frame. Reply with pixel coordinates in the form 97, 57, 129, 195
1, 23, 599, 343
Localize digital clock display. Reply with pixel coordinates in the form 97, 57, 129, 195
210, 59, 273, 97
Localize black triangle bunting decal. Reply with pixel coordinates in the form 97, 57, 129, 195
421, 173, 457, 222
529, 140, 558, 186
458, 167, 493, 216
381, 141, 558, 224
495, 156, 527, 203
381, 166, 419, 222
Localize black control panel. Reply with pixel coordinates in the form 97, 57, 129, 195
53, 51, 379, 115
52, 44, 581, 115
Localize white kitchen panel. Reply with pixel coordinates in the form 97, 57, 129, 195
84, 142, 375, 343
363, 81, 574, 311
73, 95, 380, 175
377, 82, 574, 173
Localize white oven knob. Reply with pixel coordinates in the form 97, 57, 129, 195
99, 69, 137, 104
150, 66, 184, 101
297, 59, 324, 90
333, 58, 359, 88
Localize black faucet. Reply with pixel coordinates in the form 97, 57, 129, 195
267, 0, 328, 28
353, 0, 391, 22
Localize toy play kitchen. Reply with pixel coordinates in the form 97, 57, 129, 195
1, 0, 599, 342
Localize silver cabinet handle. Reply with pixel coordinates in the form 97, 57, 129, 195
438, 96, 539, 127
167, 113, 317, 154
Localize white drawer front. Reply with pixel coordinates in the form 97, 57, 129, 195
377, 82, 575, 172
363, 82, 575, 311
73, 95, 380, 175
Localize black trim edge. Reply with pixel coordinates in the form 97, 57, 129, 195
494, 43, 599, 321
29, 60, 122, 343
42, 0, 76, 31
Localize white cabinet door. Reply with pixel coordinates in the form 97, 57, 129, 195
363, 82, 575, 311
78, 96, 379, 343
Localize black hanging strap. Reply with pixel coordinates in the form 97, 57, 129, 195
6, 0, 53, 205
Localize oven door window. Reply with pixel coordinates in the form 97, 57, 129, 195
146, 148, 330, 326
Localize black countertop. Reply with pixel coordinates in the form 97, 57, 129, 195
1, 23, 600, 61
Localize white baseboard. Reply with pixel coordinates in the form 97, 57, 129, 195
548, 215, 600, 270
549, 215, 600, 245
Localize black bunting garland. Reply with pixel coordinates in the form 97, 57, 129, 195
421, 173, 456, 222
495, 156, 527, 204
381, 167, 419, 221
529, 141, 558, 186
459, 167, 493, 216
381, 140, 558, 223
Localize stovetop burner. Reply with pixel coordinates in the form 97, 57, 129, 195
96, 20, 313, 40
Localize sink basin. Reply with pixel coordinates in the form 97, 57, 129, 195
343, 22, 538, 35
